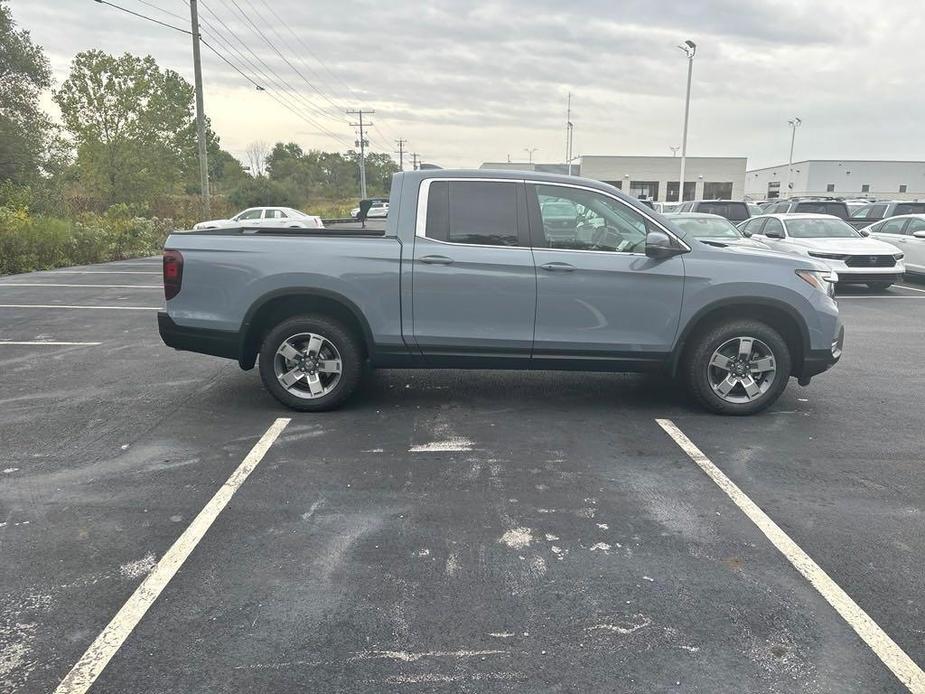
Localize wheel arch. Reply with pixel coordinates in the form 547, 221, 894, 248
238, 288, 374, 370
671, 298, 810, 377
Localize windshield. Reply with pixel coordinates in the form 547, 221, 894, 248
895, 203, 925, 215
541, 201, 578, 218
672, 216, 742, 239
785, 218, 860, 238
696, 201, 749, 221
794, 202, 848, 219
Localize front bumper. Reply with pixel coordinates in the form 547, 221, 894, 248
800, 323, 845, 382
158, 312, 240, 361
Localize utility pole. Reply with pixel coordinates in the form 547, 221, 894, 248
189, 0, 209, 217
394, 138, 407, 170
347, 109, 374, 199
677, 40, 696, 203
410, 152, 420, 171
787, 117, 802, 198
565, 92, 574, 175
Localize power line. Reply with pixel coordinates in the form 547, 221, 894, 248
252, 0, 403, 144
130, 0, 187, 22
92, 0, 192, 34
194, 1, 353, 146
219, 0, 346, 122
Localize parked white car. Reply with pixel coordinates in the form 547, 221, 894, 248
350, 200, 389, 219
666, 212, 769, 249
193, 207, 323, 230
864, 214, 925, 276
738, 213, 905, 290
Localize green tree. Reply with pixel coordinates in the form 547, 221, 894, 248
54, 50, 209, 206
0, 0, 53, 183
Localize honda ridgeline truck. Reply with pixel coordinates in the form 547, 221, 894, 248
158, 170, 845, 415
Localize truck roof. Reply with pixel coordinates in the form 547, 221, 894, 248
396, 168, 624, 197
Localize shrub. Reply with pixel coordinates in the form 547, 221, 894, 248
0, 206, 175, 275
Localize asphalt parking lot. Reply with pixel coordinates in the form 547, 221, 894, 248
1, 259, 924, 693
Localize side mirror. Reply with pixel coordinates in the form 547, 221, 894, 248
913, 230, 925, 239
645, 229, 686, 259
858, 229, 871, 237
764, 229, 783, 239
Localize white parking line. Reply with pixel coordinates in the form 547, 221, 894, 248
656, 419, 925, 693
0, 341, 102, 346
896, 284, 925, 294
838, 296, 925, 300
54, 418, 291, 694
48, 270, 160, 275
0, 304, 161, 310
0, 283, 161, 289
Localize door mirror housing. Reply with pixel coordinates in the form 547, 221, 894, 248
645, 229, 687, 258
764, 228, 783, 239
858, 228, 871, 237
913, 230, 925, 239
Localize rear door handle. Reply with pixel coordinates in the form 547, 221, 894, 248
541, 262, 576, 272
419, 255, 454, 265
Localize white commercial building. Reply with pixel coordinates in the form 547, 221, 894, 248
746, 160, 925, 201
481, 156, 746, 202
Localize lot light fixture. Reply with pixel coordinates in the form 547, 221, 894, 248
787, 117, 802, 197
677, 40, 696, 202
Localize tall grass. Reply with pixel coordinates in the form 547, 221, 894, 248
0, 206, 174, 275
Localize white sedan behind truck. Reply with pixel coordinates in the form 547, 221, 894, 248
738, 213, 905, 290
864, 214, 925, 277
193, 207, 323, 230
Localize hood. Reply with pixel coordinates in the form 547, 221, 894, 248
697, 237, 769, 250
786, 237, 901, 254
696, 238, 832, 272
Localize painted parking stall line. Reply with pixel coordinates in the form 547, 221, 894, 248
656, 418, 925, 694
0, 341, 102, 346
0, 304, 161, 311
47, 270, 161, 275
54, 418, 291, 694
0, 283, 162, 289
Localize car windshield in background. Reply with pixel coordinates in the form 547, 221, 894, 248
895, 203, 925, 215
785, 218, 860, 238
794, 202, 848, 219
673, 217, 741, 239
697, 202, 749, 221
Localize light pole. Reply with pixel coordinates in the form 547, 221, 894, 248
677, 40, 696, 203
787, 117, 802, 198
524, 147, 538, 164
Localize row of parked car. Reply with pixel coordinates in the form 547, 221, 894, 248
661, 203, 924, 290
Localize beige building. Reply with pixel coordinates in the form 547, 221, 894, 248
746, 160, 925, 200
578, 155, 747, 202
480, 156, 746, 202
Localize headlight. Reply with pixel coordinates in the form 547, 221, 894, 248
796, 269, 838, 297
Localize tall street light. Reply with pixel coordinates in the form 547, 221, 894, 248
787, 117, 802, 198
524, 147, 538, 164
677, 40, 696, 203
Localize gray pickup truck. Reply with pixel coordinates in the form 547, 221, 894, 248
158, 169, 844, 415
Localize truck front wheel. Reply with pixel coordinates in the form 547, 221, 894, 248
683, 319, 792, 415
258, 314, 363, 412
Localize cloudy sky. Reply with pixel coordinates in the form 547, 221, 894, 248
12, 0, 925, 169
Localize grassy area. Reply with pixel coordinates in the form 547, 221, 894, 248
0, 206, 174, 275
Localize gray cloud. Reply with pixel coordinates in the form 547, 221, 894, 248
12, 0, 925, 167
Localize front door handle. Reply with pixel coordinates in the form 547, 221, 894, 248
419, 255, 454, 265
541, 262, 576, 272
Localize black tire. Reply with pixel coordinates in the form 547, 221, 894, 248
258, 314, 363, 412
683, 319, 792, 416
867, 281, 892, 291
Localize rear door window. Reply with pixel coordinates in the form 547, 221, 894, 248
425, 180, 520, 247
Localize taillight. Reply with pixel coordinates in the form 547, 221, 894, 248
163, 249, 183, 300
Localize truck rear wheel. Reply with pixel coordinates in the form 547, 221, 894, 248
258, 314, 363, 412
683, 319, 791, 415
